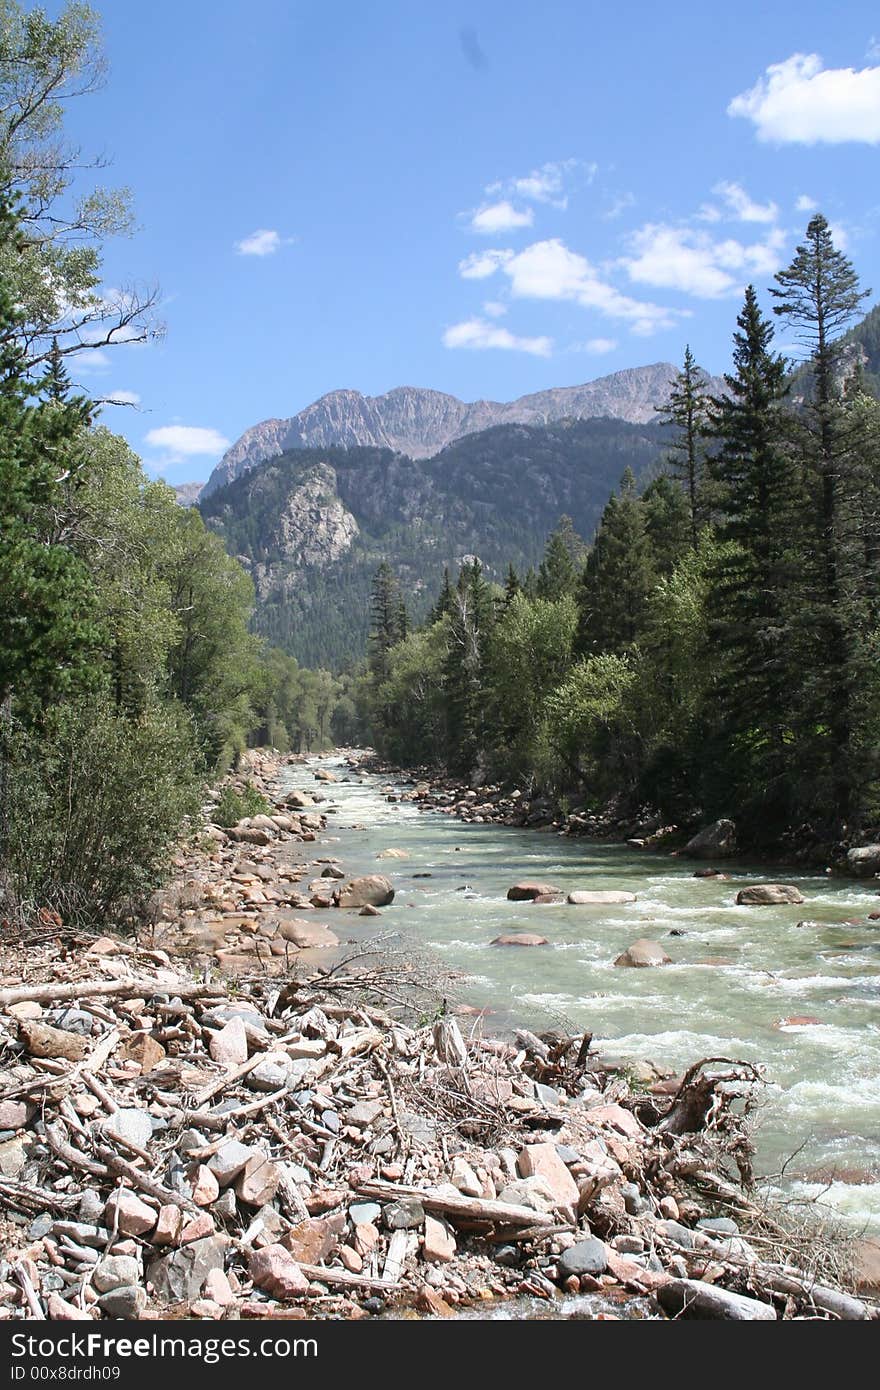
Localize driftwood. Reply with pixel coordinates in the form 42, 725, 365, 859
658, 1057, 761, 1136
356, 1178, 560, 1229
0, 979, 221, 1008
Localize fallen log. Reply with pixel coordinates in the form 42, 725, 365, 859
355, 1178, 560, 1229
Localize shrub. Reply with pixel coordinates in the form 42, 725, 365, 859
0, 696, 203, 926
213, 781, 272, 827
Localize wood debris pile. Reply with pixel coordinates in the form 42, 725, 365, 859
0, 929, 875, 1322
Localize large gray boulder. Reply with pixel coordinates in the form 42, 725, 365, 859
736, 883, 805, 905
338, 874, 394, 908
146, 1236, 226, 1305
683, 819, 738, 859
614, 939, 672, 968
846, 844, 880, 877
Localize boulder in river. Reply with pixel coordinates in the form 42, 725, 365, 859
492, 933, 549, 947
568, 890, 637, 905
682, 818, 738, 859
846, 844, 880, 877
377, 848, 409, 860
614, 939, 671, 968
736, 883, 805, 905
338, 874, 395, 908
507, 882, 560, 901
285, 791, 315, 809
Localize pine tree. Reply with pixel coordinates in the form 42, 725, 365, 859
45, 337, 72, 402
641, 475, 691, 576
771, 215, 871, 827
576, 469, 655, 656
368, 562, 403, 683
430, 567, 454, 623
536, 514, 583, 599
443, 559, 494, 773
0, 195, 97, 712
655, 346, 711, 545
705, 286, 802, 826
503, 562, 521, 607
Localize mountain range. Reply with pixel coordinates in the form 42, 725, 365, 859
199, 362, 713, 499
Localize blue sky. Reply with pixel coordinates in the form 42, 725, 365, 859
54, 0, 880, 484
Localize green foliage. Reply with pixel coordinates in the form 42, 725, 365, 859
1, 695, 203, 925
213, 781, 272, 828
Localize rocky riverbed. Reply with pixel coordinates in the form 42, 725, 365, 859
0, 749, 877, 1323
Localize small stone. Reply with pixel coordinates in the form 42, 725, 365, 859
189, 1164, 220, 1207
18, 1020, 88, 1061
93, 1256, 140, 1294
147, 1236, 226, 1305
338, 1245, 363, 1273
235, 1154, 280, 1207
213, 1189, 238, 1221
283, 1217, 339, 1265
349, 1202, 381, 1227
697, 1217, 739, 1236
249, 1244, 308, 1299
423, 1214, 456, 1263
7, 1001, 41, 1020
659, 1196, 680, 1220
451, 1157, 483, 1198
151, 1205, 184, 1246
203, 1268, 235, 1306
207, 1140, 254, 1187
516, 1143, 579, 1218
104, 1189, 156, 1238
181, 1213, 215, 1244
382, 1198, 425, 1231
558, 1238, 608, 1278
120, 1035, 166, 1072
0, 1137, 28, 1178
346, 1099, 384, 1128
47, 1293, 92, 1321
98, 1285, 147, 1320
0, 1101, 32, 1129
98, 1109, 154, 1150
209, 1016, 249, 1066
658, 1219, 696, 1249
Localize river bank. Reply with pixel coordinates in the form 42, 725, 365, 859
0, 748, 878, 1321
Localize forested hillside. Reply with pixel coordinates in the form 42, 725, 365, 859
362, 231, 880, 851
199, 417, 667, 667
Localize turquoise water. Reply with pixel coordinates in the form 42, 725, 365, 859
284, 754, 880, 1232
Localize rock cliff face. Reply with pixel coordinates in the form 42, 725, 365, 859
202, 364, 702, 498
200, 415, 668, 669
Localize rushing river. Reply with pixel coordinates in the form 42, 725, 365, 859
282, 754, 880, 1234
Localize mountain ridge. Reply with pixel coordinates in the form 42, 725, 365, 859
201, 362, 711, 498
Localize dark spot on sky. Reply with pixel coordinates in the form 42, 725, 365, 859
459, 26, 488, 72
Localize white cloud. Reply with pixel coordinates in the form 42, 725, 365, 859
486, 158, 595, 209
622, 223, 786, 298
104, 389, 141, 406
580, 337, 618, 354
728, 52, 880, 143
495, 238, 677, 333
713, 180, 778, 223
144, 425, 230, 464
235, 228, 288, 256
796, 193, 818, 212
868, 37, 880, 61
482, 300, 507, 318
442, 317, 552, 356
459, 248, 514, 279
469, 200, 534, 234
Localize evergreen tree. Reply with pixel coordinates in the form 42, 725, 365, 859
430, 566, 454, 623
45, 336, 72, 402
641, 475, 692, 576
368, 561, 403, 682
771, 215, 871, 826
705, 285, 802, 826
655, 345, 711, 545
503, 562, 521, 607
576, 469, 655, 656
0, 194, 97, 712
536, 514, 583, 599
444, 559, 494, 773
